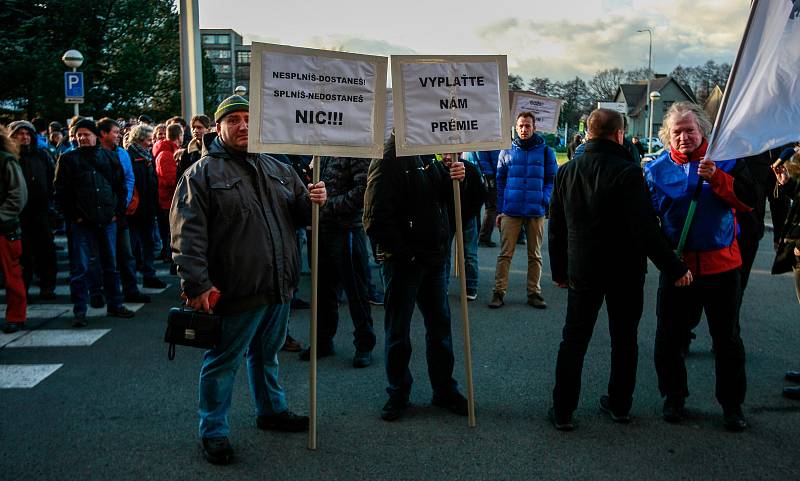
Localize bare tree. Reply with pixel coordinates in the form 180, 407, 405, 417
588, 68, 626, 101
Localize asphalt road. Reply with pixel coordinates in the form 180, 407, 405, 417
1, 230, 798, 480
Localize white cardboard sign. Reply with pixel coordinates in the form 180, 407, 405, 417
510, 91, 563, 134
249, 42, 388, 158
391, 55, 511, 156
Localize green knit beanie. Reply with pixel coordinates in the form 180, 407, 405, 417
214, 95, 249, 123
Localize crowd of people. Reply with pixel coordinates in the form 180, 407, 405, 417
1, 95, 798, 466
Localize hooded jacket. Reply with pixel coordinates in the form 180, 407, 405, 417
363, 135, 461, 265
53, 145, 126, 225
496, 134, 557, 218
154, 139, 178, 210
0, 151, 28, 235
170, 136, 312, 314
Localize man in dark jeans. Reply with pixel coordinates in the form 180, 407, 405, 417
363, 134, 468, 421
53, 119, 135, 325
299, 156, 376, 367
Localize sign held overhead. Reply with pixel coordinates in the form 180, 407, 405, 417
510, 91, 563, 134
249, 42, 388, 158
391, 55, 512, 156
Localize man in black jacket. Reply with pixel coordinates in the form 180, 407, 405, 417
363, 135, 469, 421
9, 121, 57, 300
54, 119, 135, 326
299, 156, 376, 367
548, 109, 692, 430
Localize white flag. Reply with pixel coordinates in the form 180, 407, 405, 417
706, 0, 800, 161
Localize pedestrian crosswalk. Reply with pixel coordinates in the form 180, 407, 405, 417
0, 303, 146, 319
0, 329, 112, 389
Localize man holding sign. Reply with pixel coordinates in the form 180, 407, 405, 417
363, 135, 469, 421
170, 95, 327, 465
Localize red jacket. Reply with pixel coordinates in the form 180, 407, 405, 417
154, 139, 178, 210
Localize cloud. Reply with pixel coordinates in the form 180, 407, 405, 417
477, 0, 748, 81
305, 35, 416, 56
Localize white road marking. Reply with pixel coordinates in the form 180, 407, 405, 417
0, 303, 144, 320
0, 364, 63, 388
5, 329, 110, 348
56, 268, 173, 281
25, 284, 171, 296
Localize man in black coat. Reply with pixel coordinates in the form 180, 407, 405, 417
363, 135, 469, 422
548, 109, 692, 430
54, 119, 135, 325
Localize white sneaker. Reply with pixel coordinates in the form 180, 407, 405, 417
466, 293, 477, 301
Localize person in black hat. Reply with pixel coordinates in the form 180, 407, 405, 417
170, 95, 327, 465
53, 118, 135, 326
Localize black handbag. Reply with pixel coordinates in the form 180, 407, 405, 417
772, 239, 798, 275
164, 307, 222, 360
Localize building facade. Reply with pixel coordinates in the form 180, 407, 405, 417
200, 29, 251, 105
614, 75, 696, 139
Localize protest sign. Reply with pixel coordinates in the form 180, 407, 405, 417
390, 55, 511, 156
510, 91, 563, 134
249, 42, 388, 158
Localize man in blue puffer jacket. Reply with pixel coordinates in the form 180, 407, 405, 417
489, 112, 557, 309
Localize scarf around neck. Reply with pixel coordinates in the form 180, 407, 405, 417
670, 138, 708, 164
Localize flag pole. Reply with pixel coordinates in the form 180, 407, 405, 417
451, 159, 477, 428
706, 0, 761, 155
308, 154, 320, 450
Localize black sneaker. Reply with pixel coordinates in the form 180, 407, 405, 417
90, 295, 106, 309
143, 277, 167, 289
256, 410, 309, 432
72, 313, 88, 328
353, 350, 372, 368
478, 240, 497, 248
722, 405, 747, 432
432, 391, 469, 416
124, 292, 151, 303
599, 395, 631, 423
527, 293, 547, 309
201, 436, 234, 465
2, 322, 23, 334
381, 395, 410, 421
662, 396, 685, 423
549, 407, 574, 431
107, 306, 135, 318
298, 344, 334, 361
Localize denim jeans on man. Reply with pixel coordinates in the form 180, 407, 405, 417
88, 221, 139, 297
199, 303, 290, 438
318, 226, 376, 352
444, 217, 479, 295
382, 258, 458, 399
68, 220, 123, 315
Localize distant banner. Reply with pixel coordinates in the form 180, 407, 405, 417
510, 91, 563, 134
391, 55, 511, 156
249, 42, 387, 158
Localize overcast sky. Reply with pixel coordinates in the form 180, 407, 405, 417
197, 0, 750, 81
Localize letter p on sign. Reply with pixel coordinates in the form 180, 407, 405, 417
64, 72, 84, 99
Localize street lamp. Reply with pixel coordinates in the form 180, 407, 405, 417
647, 91, 661, 154
62, 50, 84, 116
234, 85, 247, 97
636, 28, 653, 77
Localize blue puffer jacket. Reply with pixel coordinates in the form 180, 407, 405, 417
496, 134, 557, 217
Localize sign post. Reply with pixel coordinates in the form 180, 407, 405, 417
249, 42, 387, 449
64, 71, 84, 116
391, 54, 512, 428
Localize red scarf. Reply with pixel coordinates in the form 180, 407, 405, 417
670, 138, 708, 164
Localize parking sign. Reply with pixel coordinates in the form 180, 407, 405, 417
64, 72, 84, 100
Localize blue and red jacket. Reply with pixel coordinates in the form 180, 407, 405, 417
644, 150, 754, 275
496, 135, 557, 218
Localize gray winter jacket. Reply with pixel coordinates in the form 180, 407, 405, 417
170, 137, 312, 314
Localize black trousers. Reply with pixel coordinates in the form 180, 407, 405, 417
20, 211, 57, 293
552, 275, 644, 416
317, 226, 376, 352
654, 269, 746, 407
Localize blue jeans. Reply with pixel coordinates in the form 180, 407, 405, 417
445, 217, 479, 295
89, 222, 139, 297
68, 221, 123, 315
382, 259, 458, 399
198, 303, 290, 438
